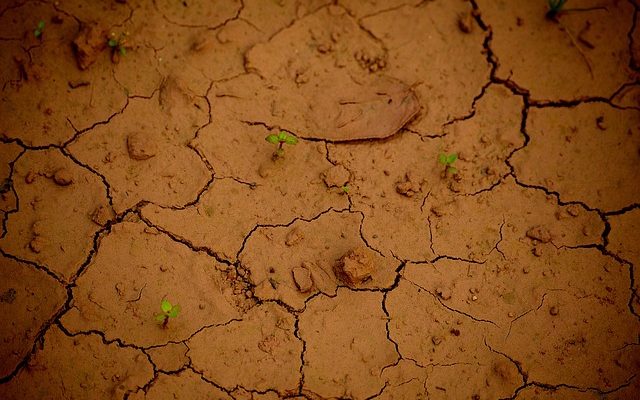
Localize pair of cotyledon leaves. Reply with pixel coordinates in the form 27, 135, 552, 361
155, 299, 180, 322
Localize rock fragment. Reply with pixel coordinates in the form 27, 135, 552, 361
127, 133, 157, 161
334, 247, 375, 286
292, 264, 314, 293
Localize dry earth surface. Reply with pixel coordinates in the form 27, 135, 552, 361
1, 0, 640, 399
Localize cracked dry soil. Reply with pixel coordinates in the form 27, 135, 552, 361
0, 0, 639, 399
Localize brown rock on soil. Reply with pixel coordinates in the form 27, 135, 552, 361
72, 22, 107, 70
334, 247, 375, 286
127, 132, 157, 161
292, 265, 314, 293
526, 225, 552, 243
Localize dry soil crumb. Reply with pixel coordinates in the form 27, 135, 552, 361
334, 246, 375, 286
72, 22, 107, 70
292, 264, 314, 292
127, 132, 157, 161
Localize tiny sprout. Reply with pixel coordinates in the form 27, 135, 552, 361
34, 20, 45, 38
155, 299, 181, 328
107, 32, 128, 62
265, 130, 298, 159
438, 152, 458, 176
340, 185, 350, 194
546, 0, 567, 19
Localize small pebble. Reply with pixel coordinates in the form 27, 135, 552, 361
549, 306, 559, 316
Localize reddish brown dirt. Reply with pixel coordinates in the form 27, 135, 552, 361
1, 0, 639, 399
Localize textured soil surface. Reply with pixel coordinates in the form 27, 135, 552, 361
1, 0, 640, 399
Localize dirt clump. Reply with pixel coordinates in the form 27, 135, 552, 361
72, 22, 107, 70
526, 225, 552, 243
321, 165, 350, 188
334, 247, 375, 286
395, 171, 424, 197
91, 205, 113, 227
53, 168, 74, 186
292, 264, 314, 293
285, 228, 304, 246
127, 132, 157, 161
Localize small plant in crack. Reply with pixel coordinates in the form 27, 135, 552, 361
265, 130, 298, 159
155, 298, 181, 328
107, 31, 128, 63
438, 152, 458, 176
34, 20, 45, 39
546, 0, 567, 20
340, 184, 350, 194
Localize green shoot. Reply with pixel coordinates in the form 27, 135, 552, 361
340, 185, 350, 194
438, 152, 458, 176
107, 32, 128, 62
154, 299, 181, 328
34, 20, 45, 38
265, 130, 298, 159
546, 0, 568, 19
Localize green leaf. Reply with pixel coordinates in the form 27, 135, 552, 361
108, 39, 118, 47
276, 148, 285, 157
438, 153, 447, 165
278, 131, 287, 141
283, 135, 298, 145
447, 153, 457, 164
37, 20, 45, 30
34, 29, 42, 38
265, 134, 279, 144
119, 47, 126, 56
155, 313, 167, 322
161, 299, 172, 313
168, 304, 181, 318
448, 166, 458, 175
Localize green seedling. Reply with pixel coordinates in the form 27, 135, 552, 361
265, 130, 298, 158
107, 32, 128, 62
438, 152, 458, 176
546, 0, 567, 19
34, 20, 45, 38
155, 299, 181, 328
340, 185, 350, 194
